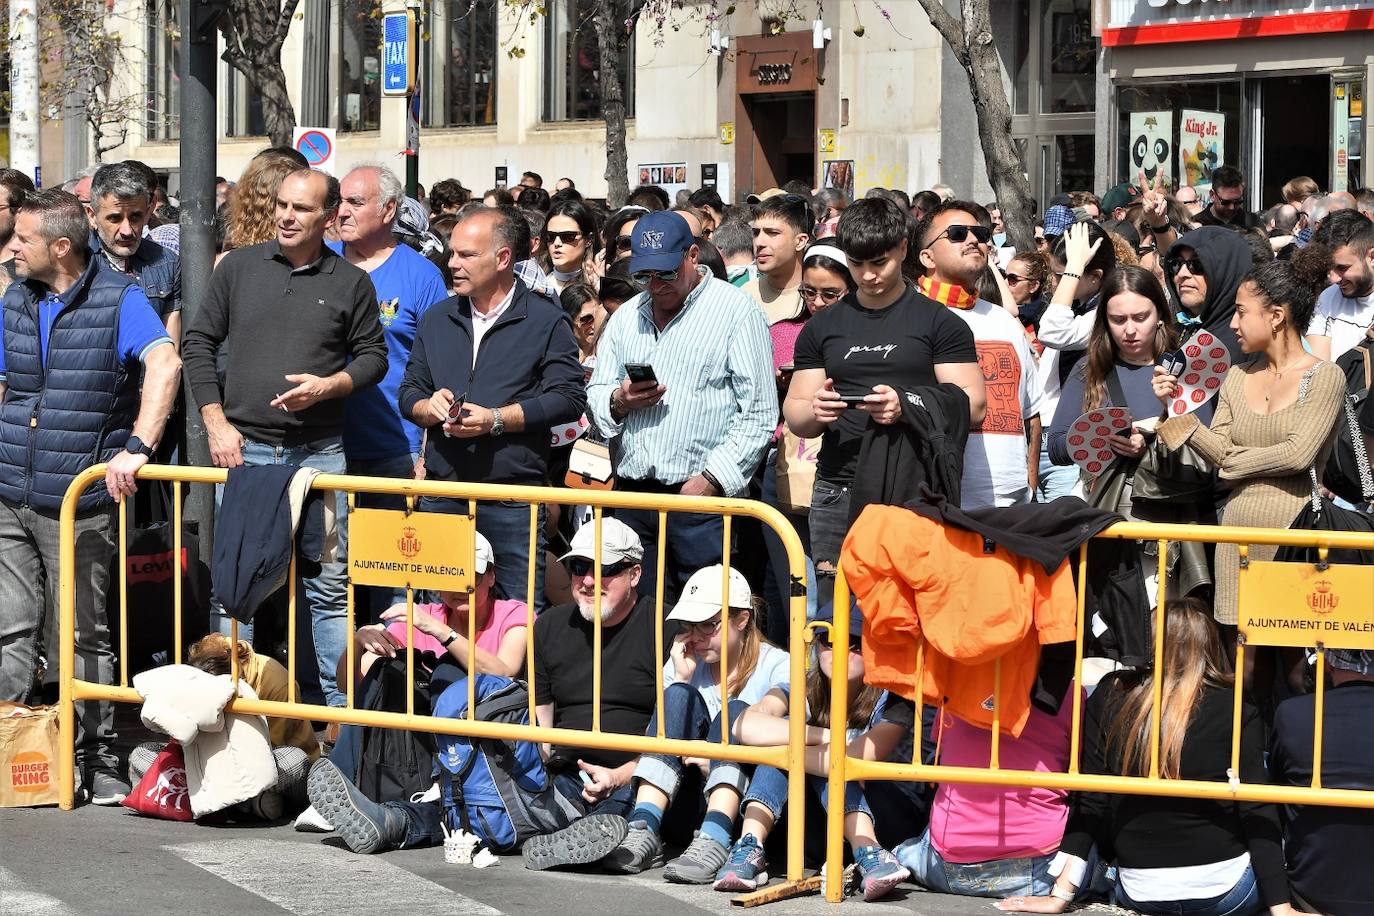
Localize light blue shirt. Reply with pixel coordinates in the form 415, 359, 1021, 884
586, 268, 778, 495
663, 642, 790, 720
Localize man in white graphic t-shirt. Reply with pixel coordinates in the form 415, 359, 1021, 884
914, 201, 1042, 508
1310, 210, 1374, 361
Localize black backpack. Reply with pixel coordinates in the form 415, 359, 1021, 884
356, 654, 436, 804
1323, 340, 1374, 507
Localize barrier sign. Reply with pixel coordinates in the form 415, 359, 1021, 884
292, 127, 336, 174
348, 508, 475, 592
1238, 561, 1374, 650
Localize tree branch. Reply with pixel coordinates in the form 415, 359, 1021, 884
913, 0, 965, 59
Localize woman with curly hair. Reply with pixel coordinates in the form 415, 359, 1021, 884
225, 147, 307, 250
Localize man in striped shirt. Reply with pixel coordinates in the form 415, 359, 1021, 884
588, 211, 777, 603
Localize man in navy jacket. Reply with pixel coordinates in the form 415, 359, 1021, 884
399, 206, 584, 611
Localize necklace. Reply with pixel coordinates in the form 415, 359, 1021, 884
1264, 357, 1307, 402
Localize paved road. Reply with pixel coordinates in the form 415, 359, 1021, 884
0, 804, 1135, 916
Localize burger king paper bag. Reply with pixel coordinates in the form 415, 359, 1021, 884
0, 702, 61, 807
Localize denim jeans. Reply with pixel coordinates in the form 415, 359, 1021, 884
1035, 449, 1079, 503
744, 763, 870, 822
616, 494, 726, 609
418, 496, 546, 613
635, 685, 751, 798
1114, 865, 1262, 916
344, 453, 418, 621
897, 828, 1085, 899
759, 444, 816, 646
808, 476, 852, 613
209, 436, 350, 707
0, 500, 118, 771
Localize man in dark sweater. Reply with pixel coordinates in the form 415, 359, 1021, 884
182, 167, 386, 707
398, 206, 584, 612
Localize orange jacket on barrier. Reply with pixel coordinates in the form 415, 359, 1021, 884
841, 505, 1078, 737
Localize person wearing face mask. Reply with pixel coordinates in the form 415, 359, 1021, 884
543, 198, 601, 295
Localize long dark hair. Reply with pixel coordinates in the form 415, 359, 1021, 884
1083, 266, 1178, 412
544, 198, 601, 256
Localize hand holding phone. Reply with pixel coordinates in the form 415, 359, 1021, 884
837, 395, 869, 406
446, 391, 468, 423
625, 363, 658, 385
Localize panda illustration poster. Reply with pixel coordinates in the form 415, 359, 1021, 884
1179, 109, 1225, 191
1129, 111, 1172, 186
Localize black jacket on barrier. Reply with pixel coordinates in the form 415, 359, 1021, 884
848, 383, 969, 527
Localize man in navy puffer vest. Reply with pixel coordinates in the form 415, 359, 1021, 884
0, 189, 181, 806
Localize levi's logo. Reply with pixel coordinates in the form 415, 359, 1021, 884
127, 549, 189, 585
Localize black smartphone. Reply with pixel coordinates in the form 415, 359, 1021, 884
446, 391, 468, 422
625, 363, 658, 384
837, 395, 869, 406
777, 363, 795, 373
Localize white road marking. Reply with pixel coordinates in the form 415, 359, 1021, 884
164, 838, 502, 916
0, 865, 79, 915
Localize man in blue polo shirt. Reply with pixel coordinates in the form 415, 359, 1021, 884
0, 189, 182, 806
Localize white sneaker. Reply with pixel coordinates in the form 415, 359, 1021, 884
409, 782, 440, 804
293, 803, 333, 833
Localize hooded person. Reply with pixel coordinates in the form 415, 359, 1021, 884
1163, 226, 1256, 364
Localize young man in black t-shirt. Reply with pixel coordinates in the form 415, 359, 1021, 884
783, 196, 984, 609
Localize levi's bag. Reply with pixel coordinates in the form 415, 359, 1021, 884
0, 702, 60, 807
564, 439, 614, 490
122, 741, 194, 821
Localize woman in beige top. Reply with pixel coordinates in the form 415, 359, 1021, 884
1152, 247, 1344, 638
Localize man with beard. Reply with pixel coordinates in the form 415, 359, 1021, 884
85, 161, 181, 342
0, 168, 36, 285
1309, 209, 1374, 361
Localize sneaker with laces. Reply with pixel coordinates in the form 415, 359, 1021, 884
293, 804, 334, 833
713, 834, 769, 892
89, 770, 131, 806
521, 813, 630, 871
307, 758, 407, 855
663, 830, 730, 884
601, 819, 664, 874
854, 845, 909, 901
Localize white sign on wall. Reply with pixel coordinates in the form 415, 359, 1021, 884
1128, 111, 1173, 186
1178, 109, 1224, 190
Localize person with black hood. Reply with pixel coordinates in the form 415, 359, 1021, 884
1163, 226, 1256, 365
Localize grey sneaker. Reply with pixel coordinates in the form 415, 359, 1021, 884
854, 845, 909, 901
89, 770, 130, 806
663, 831, 730, 884
521, 813, 629, 871
601, 819, 664, 874
307, 759, 407, 855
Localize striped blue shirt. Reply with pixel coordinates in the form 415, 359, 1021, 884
587, 268, 777, 495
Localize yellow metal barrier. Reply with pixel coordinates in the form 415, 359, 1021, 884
57, 463, 812, 883
824, 521, 1374, 903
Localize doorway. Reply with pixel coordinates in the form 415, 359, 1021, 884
1258, 74, 1330, 204
740, 92, 816, 193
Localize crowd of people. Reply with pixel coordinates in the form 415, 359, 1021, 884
0, 150, 1372, 913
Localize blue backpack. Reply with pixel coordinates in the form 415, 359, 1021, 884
432, 674, 580, 852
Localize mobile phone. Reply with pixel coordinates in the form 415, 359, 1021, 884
446, 391, 468, 422
578, 770, 595, 787
837, 395, 869, 406
625, 363, 658, 384
1158, 350, 1185, 377
778, 363, 795, 373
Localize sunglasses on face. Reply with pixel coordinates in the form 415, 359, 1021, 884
930, 224, 992, 246
565, 558, 635, 578
1137, 244, 1158, 258
1212, 195, 1244, 209
800, 285, 846, 303
612, 234, 634, 253
1169, 256, 1206, 277
633, 268, 681, 284
816, 631, 861, 652
1005, 273, 1030, 285
575, 312, 597, 326
546, 230, 584, 245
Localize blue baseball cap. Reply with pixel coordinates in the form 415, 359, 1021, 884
629, 211, 695, 273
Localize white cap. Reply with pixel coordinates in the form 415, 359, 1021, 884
666, 566, 752, 623
474, 531, 494, 575
558, 517, 644, 564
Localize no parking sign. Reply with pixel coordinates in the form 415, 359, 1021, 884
292, 127, 336, 175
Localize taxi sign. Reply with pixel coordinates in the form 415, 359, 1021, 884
382, 11, 416, 97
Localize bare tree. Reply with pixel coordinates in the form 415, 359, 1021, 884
220, 0, 304, 146
40, 0, 144, 161
912, 0, 1037, 251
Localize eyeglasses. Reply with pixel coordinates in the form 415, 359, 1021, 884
688, 617, 723, 637
928, 224, 992, 247
815, 631, 861, 652
632, 268, 680, 284
1212, 194, 1244, 210
574, 312, 597, 326
800, 286, 846, 304
1169, 256, 1206, 277
1136, 244, 1158, 258
546, 230, 584, 245
612, 234, 634, 253
1005, 273, 1030, 285
565, 558, 635, 578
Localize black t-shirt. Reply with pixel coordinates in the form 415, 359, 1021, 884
532, 594, 675, 769
792, 284, 977, 481
1270, 681, 1374, 915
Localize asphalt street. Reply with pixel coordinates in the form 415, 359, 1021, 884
0, 803, 1138, 916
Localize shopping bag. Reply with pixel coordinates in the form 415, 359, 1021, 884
0, 702, 61, 807
564, 439, 615, 491
775, 430, 820, 513
122, 741, 193, 821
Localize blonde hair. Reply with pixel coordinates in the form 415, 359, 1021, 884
227, 150, 301, 248
187, 632, 253, 677
724, 598, 767, 698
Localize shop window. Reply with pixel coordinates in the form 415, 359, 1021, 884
1041, 0, 1094, 114
993, 0, 1031, 116
224, 68, 266, 138
541, 0, 634, 123
340, 0, 382, 132
423, 0, 498, 127
1115, 81, 1242, 189
144, 0, 180, 141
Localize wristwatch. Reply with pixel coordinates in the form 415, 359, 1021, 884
124, 435, 155, 458
440, 630, 459, 648
489, 407, 506, 438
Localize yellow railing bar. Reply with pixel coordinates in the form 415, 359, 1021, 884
1312, 645, 1325, 790
654, 510, 666, 740
592, 509, 603, 734
782, 524, 808, 884
405, 585, 415, 718
288, 550, 297, 704
825, 572, 848, 902
345, 492, 356, 710
525, 502, 538, 726
719, 515, 731, 745
1069, 541, 1088, 775
172, 483, 182, 664
118, 498, 128, 688
1148, 539, 1168, 779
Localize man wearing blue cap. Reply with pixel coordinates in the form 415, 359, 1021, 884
587, 211, 776, 603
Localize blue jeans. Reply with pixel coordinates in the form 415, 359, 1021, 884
1035, 448, 1078, 502
1114, 865, 1262, 916
345, 453, 418, 620
744, 763, 870, 823
897, 829, 1096, 899
209, 437, 350, 707
418, 496, 546, 613
635, 686, 751, 798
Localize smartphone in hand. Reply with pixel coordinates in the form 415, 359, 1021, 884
625, 363, 658, 385
446, 391, 468, 422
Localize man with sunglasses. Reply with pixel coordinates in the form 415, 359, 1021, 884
587, 210, 776, 602
741, 194, 812, 326
1194, 165, 1260, 232
915, 201, 1042, 508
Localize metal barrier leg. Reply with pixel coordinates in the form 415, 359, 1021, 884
824, 569, 851, 902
